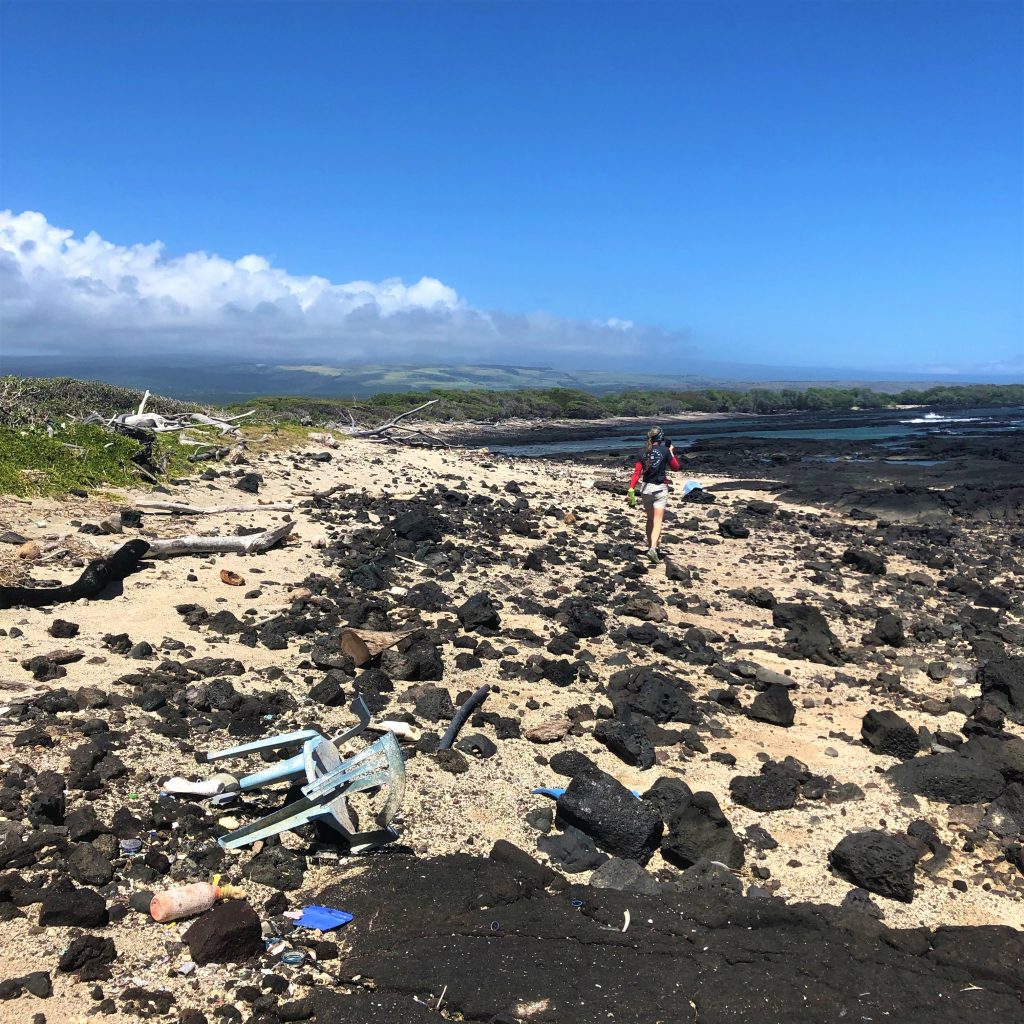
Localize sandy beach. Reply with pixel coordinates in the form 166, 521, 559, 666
1, 433, 1022, 1021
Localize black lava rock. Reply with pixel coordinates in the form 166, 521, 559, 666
747, 684, 795, 727
642, 777, 693, 828
414, 686, 456, 722
435, 749, 470, 774
718, 518, 750, 539
235, 473, 262, 494
589, 857, 661, 895
457, 593, 501, 632
489, 839, 558, 891
57, 935, 117, 976
862, 709, 919, 760
842, 549, 887, 575
66, 843, 115, 887
980, 783, 1024, 840
184, 900, 263, 964
661, 791, 744, 870
537, 825, 608, 872
554, 599, 606, 638
868, 612, 905, 648
454, 733, 498, 759
594, 719, 656, 770
39, 885, 108, 928
556, 768, 663, 863
729, 766, 800, 812
308, 676, 347, 706
381, 636, 444, 681
608, 666, 702, 725
245, 846, 306, 891
549, 751, 598, 778
978, 654, 1024, 724
887, 754, 1006, 804
773, 603, 845, 666
830, 830, 915, 902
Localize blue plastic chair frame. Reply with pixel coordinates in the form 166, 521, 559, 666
205, 697, 406, 853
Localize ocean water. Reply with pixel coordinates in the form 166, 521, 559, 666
485, 406, 1024, 458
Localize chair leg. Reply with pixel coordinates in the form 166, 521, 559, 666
218, 794, 326, 850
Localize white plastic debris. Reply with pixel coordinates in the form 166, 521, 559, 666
162, 773, 238, 797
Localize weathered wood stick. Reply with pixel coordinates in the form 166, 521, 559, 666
137, 501, 294, 515
348, 399, 440, 437
115, 521, 294, 559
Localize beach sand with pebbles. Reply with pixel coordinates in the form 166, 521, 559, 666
1, 435, 1022, 1022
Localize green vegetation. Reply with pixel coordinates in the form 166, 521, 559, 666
0, 377, 337, 497
0, 423, 192, 497
238, 382, 1024, 426
0, 375, 198, 428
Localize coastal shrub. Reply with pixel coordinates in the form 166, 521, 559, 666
0, 424, 190, 497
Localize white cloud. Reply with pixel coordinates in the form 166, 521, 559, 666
0, 210, 678, 364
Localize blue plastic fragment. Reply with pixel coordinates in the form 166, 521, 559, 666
294, 904, 354, 931
683, 479, 703, 495
531, 786, 642, 800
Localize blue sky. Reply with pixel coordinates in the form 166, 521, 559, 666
0, 0, 1021, 377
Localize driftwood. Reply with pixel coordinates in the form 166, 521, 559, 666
131, 521, 294, 559
87, 390, 257, 438
388, 425, 451, 448
340, 628, 412, 667
137, 500, 294, 515
348, 400, 440, 437
328, 399, 447, 447
0, 540, 150, 610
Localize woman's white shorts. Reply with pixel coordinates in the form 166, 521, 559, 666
640, 483, 668, 510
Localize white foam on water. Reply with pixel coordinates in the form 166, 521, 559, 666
899, 414, 982, 424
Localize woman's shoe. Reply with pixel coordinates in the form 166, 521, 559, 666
646, 547, 660, 564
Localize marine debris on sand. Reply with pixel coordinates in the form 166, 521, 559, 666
0, 422, 1022, 1021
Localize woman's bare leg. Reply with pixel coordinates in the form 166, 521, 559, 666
650, 507, 665, 550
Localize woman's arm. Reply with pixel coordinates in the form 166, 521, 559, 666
629, 461, 643, 489
668, 445, 681, 471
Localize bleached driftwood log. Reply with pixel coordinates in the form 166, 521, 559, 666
100, 391, 257, 436
340, 628, 412, 667
347, 399, 440, 438
137, 501, 294, 515
109, 521, 294, 559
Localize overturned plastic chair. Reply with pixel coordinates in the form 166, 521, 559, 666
204, 697, 405, 853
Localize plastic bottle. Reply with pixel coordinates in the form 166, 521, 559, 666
150, 882, 245, 923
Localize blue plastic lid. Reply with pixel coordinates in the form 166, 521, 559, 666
294, 905, 354, 931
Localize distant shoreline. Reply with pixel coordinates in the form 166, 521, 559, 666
442, 410, 745, 446
443, 404, 937, 449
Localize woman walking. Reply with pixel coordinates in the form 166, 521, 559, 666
627, 427, 682, 563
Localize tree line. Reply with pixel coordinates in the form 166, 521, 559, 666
346, 382, 1024, 423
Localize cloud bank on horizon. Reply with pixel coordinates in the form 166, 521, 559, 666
0, 210, 672, 364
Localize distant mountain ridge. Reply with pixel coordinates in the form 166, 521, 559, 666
2, 355, 1016, 403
